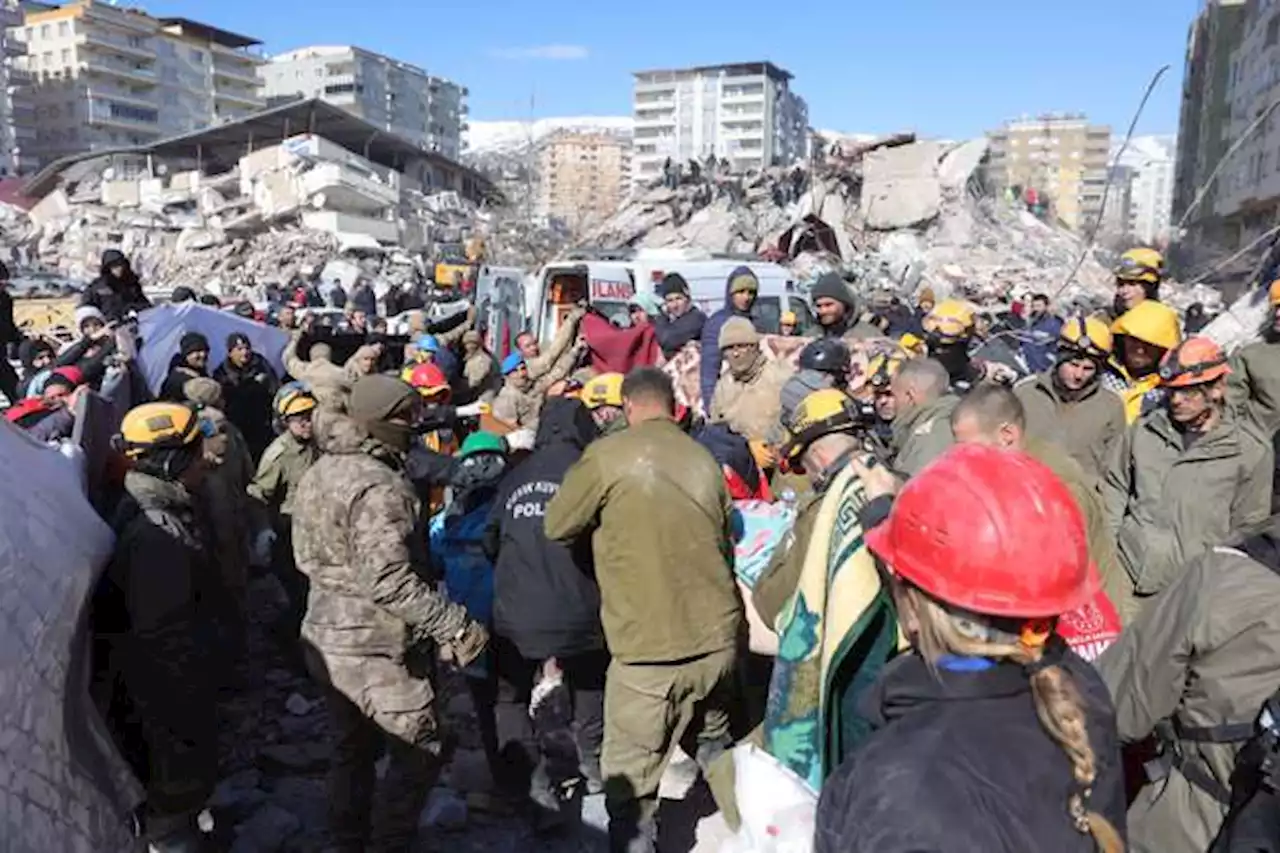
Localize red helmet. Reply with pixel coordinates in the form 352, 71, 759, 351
865, 444, 1099, 617
406, 362, 451, 401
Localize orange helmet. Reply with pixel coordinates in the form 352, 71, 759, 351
1158, 336, 1231, 388
1269, 279, 1280, 306
407, 362, 451, 401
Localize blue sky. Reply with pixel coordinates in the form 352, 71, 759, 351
147, 0, 1198, 138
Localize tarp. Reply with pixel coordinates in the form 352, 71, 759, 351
136, 302, 289, 396
0, 421, 141, 851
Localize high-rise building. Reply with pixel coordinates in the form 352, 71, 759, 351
983, 114, 1112, 231
535, 129, 631, 231
1099, 165, 1136, 240
1128, 147, 1176, 245
260, 46, 467, 160
1172, 0, 1247, 230
630, 61, 809, 188
14, 0, 264, 168
0, 0, 32, 175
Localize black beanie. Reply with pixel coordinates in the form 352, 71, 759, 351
658, 273, 690, 298
226, 332, 251, 352
811, 272, 857, 310
179, 331, 210, 356
171, 286, 196, 303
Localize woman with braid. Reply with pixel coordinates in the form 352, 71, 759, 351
815, 444, 1126, 852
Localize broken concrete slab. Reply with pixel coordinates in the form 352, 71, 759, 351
862, 141, 948, 231
938, 138, 989, 193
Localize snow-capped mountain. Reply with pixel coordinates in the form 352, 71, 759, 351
465, 116, 634, 153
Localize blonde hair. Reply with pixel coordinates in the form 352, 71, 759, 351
904, 586, 1124, 853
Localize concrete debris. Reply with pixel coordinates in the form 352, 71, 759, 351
1204, 285, 1269, 354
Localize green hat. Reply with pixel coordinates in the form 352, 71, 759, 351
459, 430, 507, 458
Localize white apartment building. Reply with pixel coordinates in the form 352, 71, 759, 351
1128, 152, 1175, 244
261, 46, 467, 161
0, 0, 32, 175
630, 61, 809, 186
14, 0, 264, 168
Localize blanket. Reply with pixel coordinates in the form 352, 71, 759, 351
580, 311, 662, 374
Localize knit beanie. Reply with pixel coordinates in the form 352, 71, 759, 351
719, 316, 760, 349
918, 287, 936, 306
226, 332, 252, 351
727, 266, 759, 296
179, 331, 210, 356
658, 272, 691, 298
811, 272, 857, 310
74, 305, 106, 332
628, 291, 662, 317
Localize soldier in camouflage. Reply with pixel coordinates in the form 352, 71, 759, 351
292, 374, 488, 852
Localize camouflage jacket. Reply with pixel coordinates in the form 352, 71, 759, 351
248, 430, 319, 526
292, 410, 471, 659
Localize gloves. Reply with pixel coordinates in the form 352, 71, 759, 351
505, 428, 536, 452
442, 620, 489, 669
456, 401, 490, 418
251, 529, 277, 567
982, 361, 1019, 386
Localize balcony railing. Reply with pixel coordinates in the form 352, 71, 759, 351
82, 57, 158, 86
212, 62, 260, 87
77, 31, 156, 60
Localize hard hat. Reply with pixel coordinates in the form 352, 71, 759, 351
898, 332, 927, 357
866, 351, 906, 390
1114, 247, 1165, 285
581, 372, 624, 409
415, 334, 440, 354
1058, 316, 1113, 360
115, 402, 206, 460
1269, 279, 1280, 306
1158, 336, 1231, 388
459, 430, 507, 458
274, 382, 316, 419
865, 444, 1099, 618
781, 310, 798, 326
922, 299, 975, 344
1111, 300, 1182, 352
780, 388, 859, 461
407, 362, 451, 399
501, 352, 526, 375
798, 338, 850, 375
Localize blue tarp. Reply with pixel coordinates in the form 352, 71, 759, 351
136, 303, 289, 396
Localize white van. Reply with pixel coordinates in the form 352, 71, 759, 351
533, 250, 813, 343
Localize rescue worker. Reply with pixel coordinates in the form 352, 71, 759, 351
1103, 337, 1273, 613
581, 371, 627, 436
1104, 298, 1183, 423
779, 310, 799, 337
213, 332, 280, 461
816, 445, 1126, 853
700, 266, 765, 411
517, 305, 585, 388
1098, 516, 1280, 853
493, 353, 540, 429
779, 338, 850, 426
951, 385, 1127, 626
810, 272, 879, 340
1016, 315, 1127, 485
406, 361, 461, 516
160, 331, 209, 402
864, 350, 905, 446
921, 298, 1012, 392
292, 375, 488, 852
888, 357, 956, 477
458, 329, 499, 406
80, 247, 151, 321
284, 321, 351, 411
709, 317, 793, 470
1114, 246, 1165, 316
909, 287, 936, 335
654, 272, 707, 359
95, 402, 219, 850
248, 383, 321, 641
1228, 278, 1280, 436
545, 367, 742, 853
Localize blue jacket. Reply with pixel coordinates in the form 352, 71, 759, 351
1020, 314, 1063, 374
699, 298, 765, 411
430, 498, 495, 673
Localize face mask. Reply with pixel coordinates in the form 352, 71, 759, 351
366, 420, 414, 454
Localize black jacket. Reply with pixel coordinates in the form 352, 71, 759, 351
352, 283, 377, 318
816, 642, 1126, 853
485, 398, 604, 660
80, 249, 151, 322
212, 352, 279, 459
0, 286, 17, 346
160, 356, 203, 403
654, 307, 707, 359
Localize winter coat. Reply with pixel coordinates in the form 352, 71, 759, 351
1098, 533, 1280, 853
699, 291, 765, 411
654, 307, 707, 359
79, 249, 151, 322
247, 430, 319, 529
889, 394, 957, 478
291, 411, 472, 662
1103, 408, 1273, 598
56, 333, 117, 388
1017, 370, 1127, 487
160, 356, 203, 403
486, 398, 604, 660
545, 416, 741, 664
1020, 313, 1064, 374
351, 283, 377, 319
708, 353, 793, 445
815, 645, 1126, 853
194, 407, 255, 602
1229, 338, 1280, 437
213, 352, 279, 460
430, 496, 496, 677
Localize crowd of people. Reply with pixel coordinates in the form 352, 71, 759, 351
11, 241, 1280, 853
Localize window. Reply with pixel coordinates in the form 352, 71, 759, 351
57, 21, 68, 37
39, 24, 49, 39
190, 48, 204, 63
60, 48, 69, 63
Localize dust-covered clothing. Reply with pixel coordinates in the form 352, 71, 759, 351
708, 353, 793, 444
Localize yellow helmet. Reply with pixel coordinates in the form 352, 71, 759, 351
866, 351, 906, 390
1058, 316, 1114, 360
922, 299, 976, 344
1111, 300, 1182, 352
1114, 247, 1165, 285
116, 402, 205, 460
898, 332, 927, 357
781, 310, 798, 326
781, 389, 859, 462
275, 383, 317, 419
581, 372, 624, 409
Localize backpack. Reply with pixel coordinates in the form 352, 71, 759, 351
1211, 690, 1280, 852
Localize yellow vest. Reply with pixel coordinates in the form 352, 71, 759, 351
1117, 372, 1162, 424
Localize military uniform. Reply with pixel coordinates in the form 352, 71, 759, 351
492, 378, 542, 429
889, 395, 957, 478
1017, 370, 1127, 487
292, 412, 477, 852
249, 429, 320, 630
283, 331, 351, 411
545, 416, 742, 852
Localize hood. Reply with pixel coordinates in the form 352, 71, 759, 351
535, 396, 597, 451
17, 338, 53, 369
99, 249, 133, 279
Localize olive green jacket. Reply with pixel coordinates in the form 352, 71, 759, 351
1016, 371, 1127, 488
1228, 338, 1280, 437
890, 395, 957, 478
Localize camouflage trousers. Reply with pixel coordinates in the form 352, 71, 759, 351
307, 649, 444, 853
602, 646, 738, 853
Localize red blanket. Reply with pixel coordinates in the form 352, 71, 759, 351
581, 312, 662, 374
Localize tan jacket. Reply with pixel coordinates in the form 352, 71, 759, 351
283, 332, 350, 412
1017, 371, 1127, 487
528, 307, 584, 384
708, 354, 793, 444
545, 417, 742, 663
492, 379, 541, 429
1103, 408, 1273, 599
461, 351, 499, 404
1098, 545, 1280, 853
890, 395, 957, 478
1229, 338, 1280, 436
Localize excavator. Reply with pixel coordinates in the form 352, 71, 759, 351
433, 236, 486, 292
